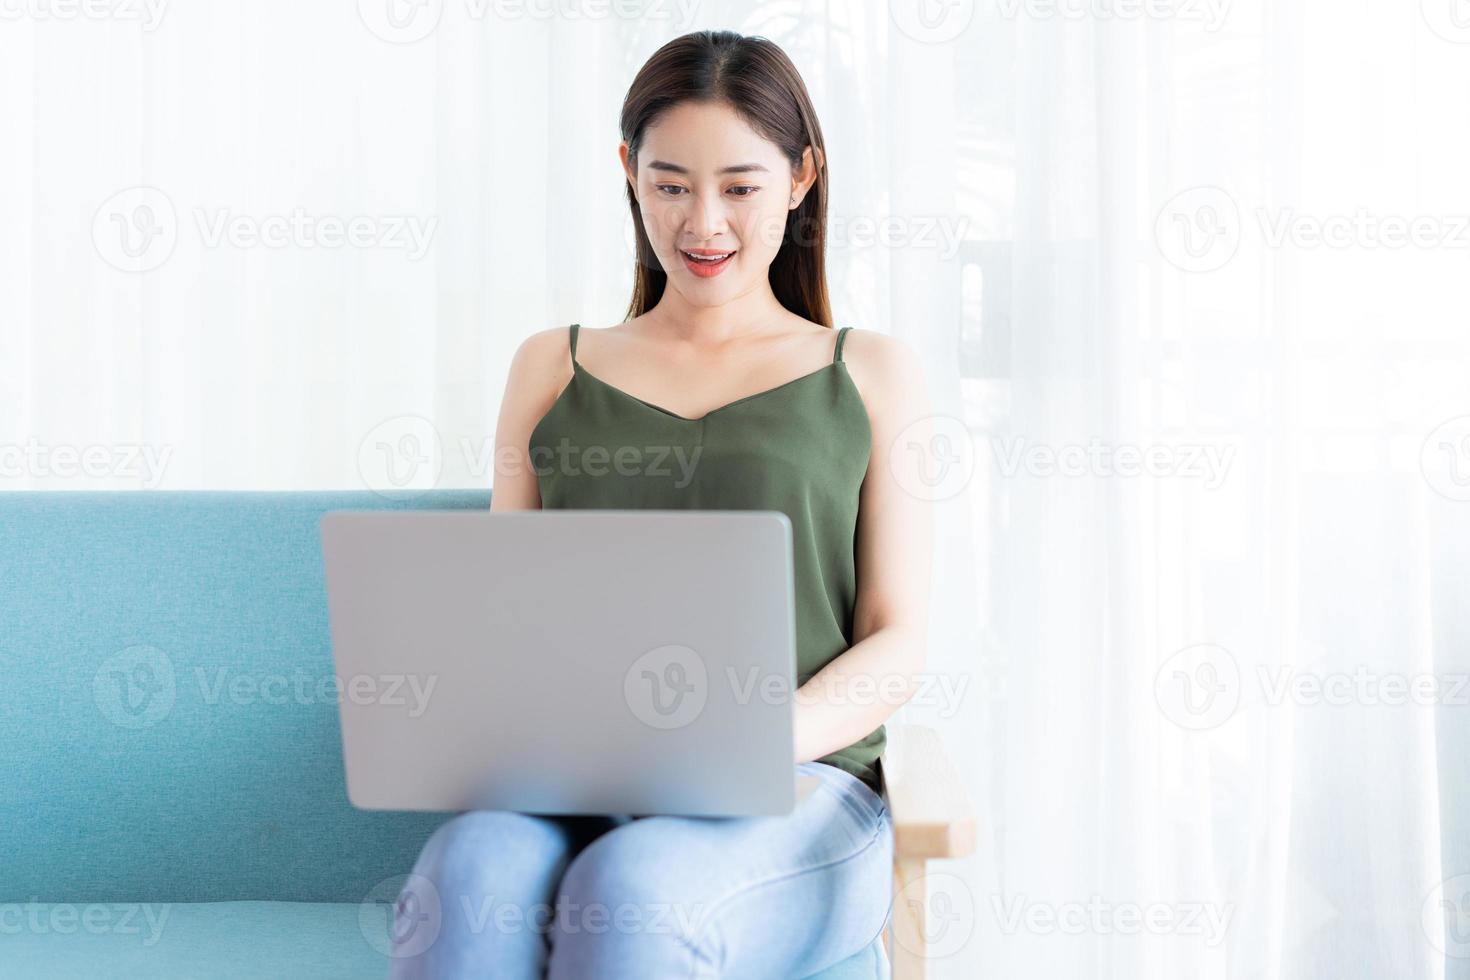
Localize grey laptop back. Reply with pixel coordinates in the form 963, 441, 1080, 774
320, 509, 799, 817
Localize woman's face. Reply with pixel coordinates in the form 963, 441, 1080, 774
623, 100, 815, 305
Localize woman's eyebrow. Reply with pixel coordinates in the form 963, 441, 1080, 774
646, 160, 771, 175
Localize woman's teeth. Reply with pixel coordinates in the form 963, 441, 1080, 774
682, 250, 734, 263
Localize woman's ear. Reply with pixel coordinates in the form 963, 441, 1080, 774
792, 145, 823, 204
618, 142, 638, 201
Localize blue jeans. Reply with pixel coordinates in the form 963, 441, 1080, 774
386, 761, 894, 979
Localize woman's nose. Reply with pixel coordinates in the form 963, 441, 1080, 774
685, 190, 729, 239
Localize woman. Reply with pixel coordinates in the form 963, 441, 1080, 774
392, 29, 933, 979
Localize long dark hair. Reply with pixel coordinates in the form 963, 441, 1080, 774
619, 30, 832, 328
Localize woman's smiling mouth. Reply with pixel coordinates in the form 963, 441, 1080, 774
679, 247, 737, 277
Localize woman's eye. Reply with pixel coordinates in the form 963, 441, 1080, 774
654, 184, 759, 198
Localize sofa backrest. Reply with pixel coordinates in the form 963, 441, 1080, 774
0, 489, 491, 903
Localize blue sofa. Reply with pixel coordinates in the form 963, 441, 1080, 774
0, 490, 889, 979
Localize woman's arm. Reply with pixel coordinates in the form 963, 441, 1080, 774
488, 327, 574, 512
793, 329, 936, 763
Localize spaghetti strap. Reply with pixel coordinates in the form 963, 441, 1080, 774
833, 326, 852, 363
569, 323, 580, 365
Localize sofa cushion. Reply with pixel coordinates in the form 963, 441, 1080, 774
0, 490, 490, 903
0, 901, 888, 979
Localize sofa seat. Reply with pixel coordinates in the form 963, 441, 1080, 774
0, 490, 893, 980
1, 900, 889, 979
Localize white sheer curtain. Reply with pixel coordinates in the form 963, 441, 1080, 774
4, 2, 1467, 979
0, 2, 964, 492
963, 1, 1470, 978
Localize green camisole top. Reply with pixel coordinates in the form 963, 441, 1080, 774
527, 323, 885, 795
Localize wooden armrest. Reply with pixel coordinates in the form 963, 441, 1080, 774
880, 722, 977, 860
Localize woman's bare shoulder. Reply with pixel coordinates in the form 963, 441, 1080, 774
837, 327, 930, 422
515, 323, 577, 361
502, 324, 578, 417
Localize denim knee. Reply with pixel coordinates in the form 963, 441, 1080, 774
546, 827, 714, 979
416, 811, 576, 916
389, 810, 583, 973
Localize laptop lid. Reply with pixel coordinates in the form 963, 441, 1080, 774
320, 509, 798, 817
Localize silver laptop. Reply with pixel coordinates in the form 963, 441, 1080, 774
320, 509, 811, 818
